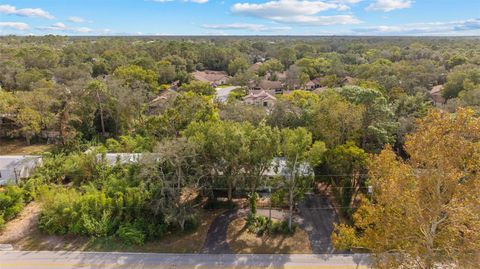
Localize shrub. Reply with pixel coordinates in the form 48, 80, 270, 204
270, 189, 288, 207
183, 215, 200, 231
19, 177, 46, 202
38, 187, 79, 235
271, 220, 296, 235
117, 224, 146, 245
0, 186, 25, 224
245, 215, 296, 236
246, 215, 271, 236
0, 215, 5, 230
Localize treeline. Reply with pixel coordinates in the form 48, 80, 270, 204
1, 36, 479, 145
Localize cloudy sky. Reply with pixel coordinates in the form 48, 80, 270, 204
0, 0, 478, 35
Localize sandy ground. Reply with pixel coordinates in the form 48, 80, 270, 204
227, 217, 312, 254
0, 139, 52, 155
0, 202, 41, 244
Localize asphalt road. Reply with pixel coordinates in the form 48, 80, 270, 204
0, 251, 371, 269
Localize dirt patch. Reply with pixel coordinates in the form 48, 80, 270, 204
226, 217, 312, 254
0, 202, 41, 244
0, 139, 52, 155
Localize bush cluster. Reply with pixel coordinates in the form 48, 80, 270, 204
35, 161, 172, 245
246, 214, 295, 236
0, 186, 25, 230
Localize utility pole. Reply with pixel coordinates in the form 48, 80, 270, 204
268, 186, 272, 230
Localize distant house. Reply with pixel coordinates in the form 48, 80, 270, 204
0, 156, 42, 185
148, 89, 179, 114
305, 80, 316, 91
243, 90, 277, 108
248, 62, 263, 73
305, 78, 323, 91
250, 79, 285, 95
313, 87, 328, 95
266, 71, 287, 82
192, 70, 230, 86
430, 85, 445, 106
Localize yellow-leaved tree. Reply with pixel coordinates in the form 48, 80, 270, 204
332, 108, 480, 269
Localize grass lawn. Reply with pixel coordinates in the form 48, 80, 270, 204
9, 209, 224, 253
0, 139, 52, 155
226, 217, 312, 254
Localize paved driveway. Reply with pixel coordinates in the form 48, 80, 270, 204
297, 193, 341, 254
201, 193, 340, 255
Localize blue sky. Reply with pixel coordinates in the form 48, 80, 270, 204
0, 0, 479, 35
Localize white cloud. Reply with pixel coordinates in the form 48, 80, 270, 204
231, 0, 361, 25
366, 0, 412, 12
68, 16, 86, 23
0, 4, 54, 19
0, 22, 29, 30
353, 18, 480, 35
202, 23, 291, 32
37, 22, 93, 33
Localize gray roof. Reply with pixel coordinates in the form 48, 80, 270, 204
98, 153, 143, 166
0, 155, 42, 170
264, 157, 314, 178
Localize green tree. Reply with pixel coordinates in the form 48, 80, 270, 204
258, 59, 284, 79
227, 57, 249, 76
114, 65, 158, 91
16, 107, 42, 144
180, 81, 215, 96
146, 92, 218, 137
157, 60, 177, 84
322, 142, 368, 216
185, 120, 250, 201
84, 80, 110, 137
280, 127, 314, 230
442, 64, 480, 100
339, 86, 397, 152
242, 124, 280, 213
309, 90, 363, 147
278, 47, 297, 69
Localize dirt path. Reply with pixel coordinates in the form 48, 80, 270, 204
0, 202, 41, 244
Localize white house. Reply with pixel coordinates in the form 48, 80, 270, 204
0, 156, 43, 185
243, 90, 277, 108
